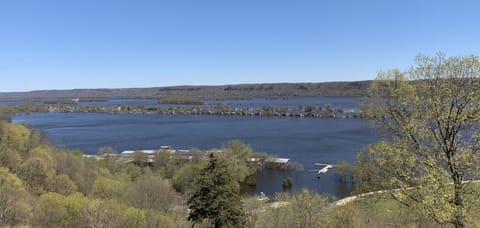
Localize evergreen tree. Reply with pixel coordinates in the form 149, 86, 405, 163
187, 153, 245, 228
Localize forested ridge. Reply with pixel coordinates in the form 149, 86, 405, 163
0, 81, 371, 101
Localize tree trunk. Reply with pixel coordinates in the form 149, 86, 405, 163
452, 175, 465, 228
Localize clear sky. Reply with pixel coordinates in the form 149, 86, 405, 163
1, 0, 479, 92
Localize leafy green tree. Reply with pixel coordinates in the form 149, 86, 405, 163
0, 123, 31, 158
187, 153, 245, 228
97, 146, 116, 156
154, 148, 181, 179
34, 192, 68, 228
277, 189, 329, 228
326, 202, 368, 228
0, 108, 14, 122
74, 156, 100, 195
0, 167, 31, 226
219, 140, 257, 185
256, 189, 329, 228
144, 210, 175, 228
172, 161, 206, 193
82, 199, 119, 228
54, 151, 99, 194
117, 204, 146, 228
90, 176, 125, 200
335, 161, 356, 183
63, 193, 88, 228
281, 178, 292, 190
125, 175, 178, 213
49, 174, 78, 196
123, 163, 142, 181
18, 148, 56, 194
82, 199, 147, 228
132, 150, 148, 168
0, 144, 22, 173
358, 54, 480, 227
242, 196, 265, 228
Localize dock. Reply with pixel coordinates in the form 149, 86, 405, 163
318, 164, 333, 174
308, 163, 335, 174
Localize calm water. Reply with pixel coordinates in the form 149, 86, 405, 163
13, 112, 377, 199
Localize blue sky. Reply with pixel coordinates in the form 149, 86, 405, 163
1, 0, 479, 92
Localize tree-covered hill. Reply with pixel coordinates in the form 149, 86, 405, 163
0, 81, 371, 100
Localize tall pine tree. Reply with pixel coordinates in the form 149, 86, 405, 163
187, 153, 245, 228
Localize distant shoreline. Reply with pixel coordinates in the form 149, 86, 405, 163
1, 96, 364, 122
0, 81, 371, 101
43, 104, 363, 119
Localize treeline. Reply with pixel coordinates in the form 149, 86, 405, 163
0, 104, 49, 122
158, 96, 204, 105
47, 103, 360, 119
0, 81, 371, 101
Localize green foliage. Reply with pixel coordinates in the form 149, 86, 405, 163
90, 176, 125, 200
304, 104, 317, 113
217, 140, 257, 186
117, 203, 147, 228
0, 167, 31, 226
256, 189, 329, 228
82, 199, 118, 228
62, 193, 88, 227
144, 210, 176, 228
0, 122, 190, 227
358, 53, 480, 227
49, 174, 78, 196
0, 107, 15, 122
334, 161, 356, 183
326, 202, 367, 228
154, 148, 182, 179
55, 151, 99, 194
282, 178, 292, 189
0, 123, 32, 157
254, 190, 373, 228
19, 152, 56, 195
242, 197, 265, 228
133, 150, 148, 168
124, 163, 143, 181
124, 175, 179, 213
354, 197, 439, 227
158, 96, 204, 105
0, 144, 22, 172
188, 153, 246, 227
34, 192, 68, 228
97, 146, 116, 156
172, 161, 205, 193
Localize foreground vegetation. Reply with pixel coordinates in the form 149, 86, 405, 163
1, 120, 449, 228
0, 122, 364, 227
356, 54, 480, 228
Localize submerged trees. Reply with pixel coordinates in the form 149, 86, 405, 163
357, 54, 480, 227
